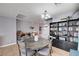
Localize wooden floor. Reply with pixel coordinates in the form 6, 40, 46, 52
0, 44, 19, 56
0, 44, 69, 56
51, 46, 69, 56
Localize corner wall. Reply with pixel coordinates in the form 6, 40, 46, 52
0, 17, 16, 46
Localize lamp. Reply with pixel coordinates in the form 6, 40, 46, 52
41, 10, 51, 20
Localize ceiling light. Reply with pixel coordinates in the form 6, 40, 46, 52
41, 10, 51, 20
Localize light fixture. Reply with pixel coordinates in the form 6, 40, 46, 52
41, 10, 51, 20
30, 26, 34, 29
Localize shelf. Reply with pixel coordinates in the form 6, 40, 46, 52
50, 26, 58, 28
68, 25, 79, 27
68, 31, 78, 32
59, 26, 67, 27
50, 18, 79, 43
68, 36, 78, 37
59, 36, 67, 38
50, 31, 57, 32
50, 27, 57, 28
58, 30, 67, 32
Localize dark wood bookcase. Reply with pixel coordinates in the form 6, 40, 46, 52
50, 18, 79, 51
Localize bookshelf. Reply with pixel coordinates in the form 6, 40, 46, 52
58, 21, 68, 41
50, 23, 58, 36
68, 19, 79, 42
50, 18, 79, 43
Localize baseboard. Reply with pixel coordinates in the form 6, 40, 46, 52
0, 43, 16, 48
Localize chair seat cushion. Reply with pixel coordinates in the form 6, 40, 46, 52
38, 47, 49, 56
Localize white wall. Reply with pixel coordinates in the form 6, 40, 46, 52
16, 19, 21, 31
16, 20, 39, 33
40, 24, 49, 39
52, 11, 79, 22
0, 17, 16, 46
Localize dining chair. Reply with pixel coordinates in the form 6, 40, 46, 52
21, 48, 35, 56
18, 37, 34, 56
37, 39, 53, 56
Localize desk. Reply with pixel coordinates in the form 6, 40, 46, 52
24, 38, 49, 56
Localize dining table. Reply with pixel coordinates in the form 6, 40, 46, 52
24, 37, 50, 56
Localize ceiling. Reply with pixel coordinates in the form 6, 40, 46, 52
0, 3, 79, 24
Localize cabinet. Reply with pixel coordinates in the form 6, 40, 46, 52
50, 18, 79, 43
